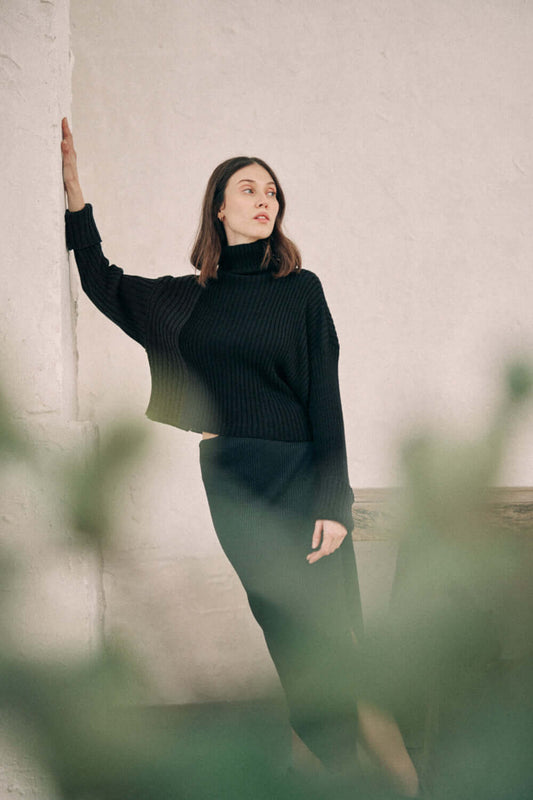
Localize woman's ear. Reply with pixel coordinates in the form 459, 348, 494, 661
218, 204, 225, 221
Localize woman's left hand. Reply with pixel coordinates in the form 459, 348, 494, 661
306, 519, 347, 564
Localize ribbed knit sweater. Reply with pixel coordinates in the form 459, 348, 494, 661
65, 203, 354, 532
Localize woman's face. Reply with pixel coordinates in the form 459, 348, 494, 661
218, 163, 279, 246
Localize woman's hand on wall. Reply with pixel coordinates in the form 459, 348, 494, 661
306, 519, 347, 564
61, 117, 85, 212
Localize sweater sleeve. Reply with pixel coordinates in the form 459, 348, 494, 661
65, 203, 160, 348
306, 274, 355, 534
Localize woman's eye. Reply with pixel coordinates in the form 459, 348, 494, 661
268, 191, 277, 197
243, 188, 253, 194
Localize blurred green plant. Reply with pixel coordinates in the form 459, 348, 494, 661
0, 360, 532, 799
61, 422, 149, 545
356, 359, 533, 798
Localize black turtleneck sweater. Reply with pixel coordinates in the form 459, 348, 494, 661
65, 203, 354, 532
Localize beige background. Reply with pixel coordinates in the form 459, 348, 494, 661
1, 3, 532, 792
68, 0, 533, 702
71, 0, 533, 483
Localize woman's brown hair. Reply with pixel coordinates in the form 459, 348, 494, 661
190, 156, 301, 286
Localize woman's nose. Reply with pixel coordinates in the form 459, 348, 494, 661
256, 194, 268, 206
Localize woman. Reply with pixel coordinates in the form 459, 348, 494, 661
61, 117, 418, 794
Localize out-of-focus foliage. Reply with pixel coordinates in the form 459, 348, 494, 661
0, 386, 30, 461
61, 422, 149, 544
357, 359, 533, 798
0, 361, 532, 799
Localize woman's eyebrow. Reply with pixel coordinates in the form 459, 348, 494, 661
237, 178, 276, 185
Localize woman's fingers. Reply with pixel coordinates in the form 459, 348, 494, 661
311, 519, 322, 549
61, 118, 74, 156
61, 117, 79, 187
61, 117, 73, 151
307, 520, 325, 564
306, 536, 338, 564
306, 521, 347, 564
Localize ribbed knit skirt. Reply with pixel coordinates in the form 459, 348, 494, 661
199, 435, 362, 770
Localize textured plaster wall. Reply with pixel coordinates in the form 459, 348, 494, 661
1, 1, 100, 796
70, 0, 533, 703
2, 0, 101, 654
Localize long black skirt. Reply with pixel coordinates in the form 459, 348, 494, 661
199, 435, 362, 770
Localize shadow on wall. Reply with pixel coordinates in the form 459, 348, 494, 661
0, 360, 532, 799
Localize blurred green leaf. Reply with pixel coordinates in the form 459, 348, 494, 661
62, 421, 148, 545
506, 360, 533, 404
0, 386, 30, 462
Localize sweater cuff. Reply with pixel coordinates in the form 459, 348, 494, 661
314, 479, 355, 534
65, 203, 102, 251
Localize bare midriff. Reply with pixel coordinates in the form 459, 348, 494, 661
202, 432, 219, 440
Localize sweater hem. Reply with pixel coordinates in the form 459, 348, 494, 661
145, 409, 314, 442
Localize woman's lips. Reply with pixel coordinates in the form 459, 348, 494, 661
254, 214, 270, 222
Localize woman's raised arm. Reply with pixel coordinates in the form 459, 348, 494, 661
60, 117, 163, 348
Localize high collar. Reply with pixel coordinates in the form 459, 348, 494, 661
218, 238, 273, 275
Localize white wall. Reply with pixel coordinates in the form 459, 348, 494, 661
69, 0, 533, 703
1, 0, 101, 658
1, 0, 101, 796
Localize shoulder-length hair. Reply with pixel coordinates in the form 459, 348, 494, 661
190, 156, 301, 286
